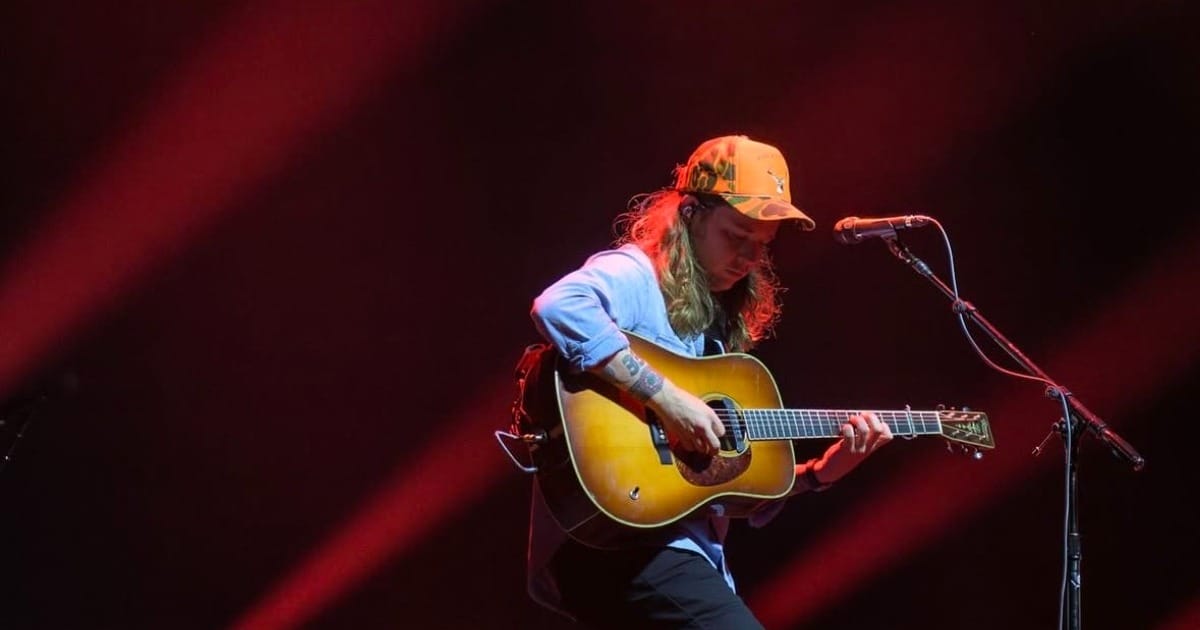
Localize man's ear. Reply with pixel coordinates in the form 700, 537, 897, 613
679, 193, 701, 220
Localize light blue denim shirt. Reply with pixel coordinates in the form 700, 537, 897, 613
527, 244, 780, 615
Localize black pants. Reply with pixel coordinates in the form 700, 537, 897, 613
552, 538, 764, 629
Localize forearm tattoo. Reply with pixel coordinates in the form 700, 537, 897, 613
629, 367, 665, 402
600, 352, 664, 402
621, 353, 642, 376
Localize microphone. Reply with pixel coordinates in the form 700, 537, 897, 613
833, 215, 932, 245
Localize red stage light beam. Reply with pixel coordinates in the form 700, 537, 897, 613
0, 0, 478, 398
1156, 594, 1200, 630
229, 378, 516, 630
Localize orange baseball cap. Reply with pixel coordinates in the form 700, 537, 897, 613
674, 135, 815, 230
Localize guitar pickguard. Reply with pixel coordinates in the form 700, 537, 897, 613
675, 448, 751, 486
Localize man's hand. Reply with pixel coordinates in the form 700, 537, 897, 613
810, 411, 893, 484
646, 380, 724, 455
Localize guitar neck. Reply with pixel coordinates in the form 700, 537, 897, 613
741, 409, 942, 440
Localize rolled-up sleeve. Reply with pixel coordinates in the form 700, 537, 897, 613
530, 248, 656, 372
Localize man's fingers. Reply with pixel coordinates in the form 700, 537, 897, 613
709, 409, 726, 438
705, 428, 721, 451
704, 409, 724, 451
850, 415, 870, 453
863, 412, 892, 452
690, 423, 721, 453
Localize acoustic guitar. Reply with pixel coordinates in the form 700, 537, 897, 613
513, 331, 994, 549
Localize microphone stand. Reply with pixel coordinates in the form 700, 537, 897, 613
881, 235, 1144, 630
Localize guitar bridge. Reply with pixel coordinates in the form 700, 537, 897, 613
646, 411, 673, 465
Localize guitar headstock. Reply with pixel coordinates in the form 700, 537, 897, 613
937, 407, 995, 452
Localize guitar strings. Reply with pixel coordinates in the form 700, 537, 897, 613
707, 415, 939, 433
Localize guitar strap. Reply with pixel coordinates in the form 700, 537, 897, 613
509, 342, 557, 439
703, 311, 729, 357
702, 334, 725, 357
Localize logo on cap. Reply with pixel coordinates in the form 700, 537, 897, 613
767, 169, 785, 195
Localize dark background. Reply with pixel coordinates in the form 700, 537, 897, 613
2, 1, 1198, 629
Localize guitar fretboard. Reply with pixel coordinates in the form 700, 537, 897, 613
736, 409, 942, 440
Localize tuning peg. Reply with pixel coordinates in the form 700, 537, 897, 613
972, 449, 983, 460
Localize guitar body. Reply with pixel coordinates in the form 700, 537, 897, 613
527, 333, 795, 548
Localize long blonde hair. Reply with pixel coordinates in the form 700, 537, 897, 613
615, 190, 783, 351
